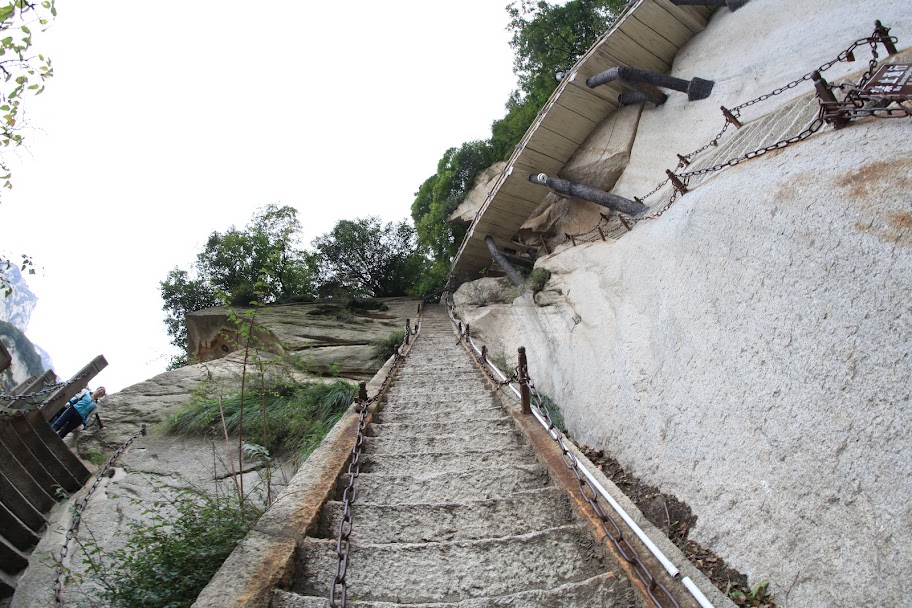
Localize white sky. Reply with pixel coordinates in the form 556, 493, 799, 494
1, 2, 518, 392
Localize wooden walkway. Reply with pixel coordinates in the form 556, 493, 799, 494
451, 0, 715, 280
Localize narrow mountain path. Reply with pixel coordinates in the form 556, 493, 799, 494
273, 305, 641, 607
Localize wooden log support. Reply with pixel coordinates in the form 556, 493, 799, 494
587, 66, 714, 101
518, 347, 531, 415
40, 355, 107, 422
666, 170, 689, 194
670, 0, 751, 11
874, 20, 898, 55
485, 236, 525, 288
529, 173, 648, 217
721, 105, 742, 128
618, 87, 668, 107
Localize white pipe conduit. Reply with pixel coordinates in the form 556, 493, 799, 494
446, 302, 715, 608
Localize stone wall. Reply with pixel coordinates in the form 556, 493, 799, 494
454, 1, 912, 605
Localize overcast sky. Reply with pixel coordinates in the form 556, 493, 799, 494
1, 2, 518, 392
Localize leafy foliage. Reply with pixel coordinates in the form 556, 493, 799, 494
312, 216, 427, 298
371, 330, 405, 361
79, 484, 260, 608
163, 379, 357, 459
160, 205, 316, 360
0, 1, 56, 194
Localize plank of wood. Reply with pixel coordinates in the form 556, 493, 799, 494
536, 105, 598, 145
652, 0, 710, 34
631, 1, 695, 47
622, 11, 680, 61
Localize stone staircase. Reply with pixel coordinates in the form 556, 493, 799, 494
272, 305, 641, 607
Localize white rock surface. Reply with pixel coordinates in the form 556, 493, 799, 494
449, 161, 508, 225
455, 2, 912, 605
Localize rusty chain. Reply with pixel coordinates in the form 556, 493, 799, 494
53, 425, 147, 606
559, 22, 904, 242
0, 371, 93, 402
445, 298, 679, 608
329, 314, 419, 607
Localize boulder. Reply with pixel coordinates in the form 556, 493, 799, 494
448, 161, 508, 225
559, 104, 643, 192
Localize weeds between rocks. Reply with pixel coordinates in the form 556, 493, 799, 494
581, 447, 776, 608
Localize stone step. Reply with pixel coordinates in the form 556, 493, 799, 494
336, 465, 549, 504
384, 386, 487, 400
272, 571, 636, 608
360, 447, 535, 475
361, 430, 525, 456
292, 525, 605, 603
366, 417, 512, 438
319, 487, 574, 543
373, 405, 505, 425
380, 392, 497, 410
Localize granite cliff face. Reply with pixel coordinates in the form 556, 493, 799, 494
451, 1, 912, 606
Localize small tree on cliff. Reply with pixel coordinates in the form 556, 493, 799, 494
160, 205, 317, 364
312, 217, 426, 298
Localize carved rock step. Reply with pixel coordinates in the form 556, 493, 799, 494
383, 387, 487, 401
366, 417, 513, 438
378, 398, 497, 414
319, 487, 574, 543
359, 446, 536, 476
361, 429, 525, 456
388, 377, 486, 390
373, 406, 505, 425
292, 525, 605, 603
335, 465, 549, 504
272, 571, 638, 608
380, 391, 495, 408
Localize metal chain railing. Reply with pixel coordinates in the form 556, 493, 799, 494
53, 425, 147, 606
0, 371, 92, 402
444, 298, 690, 608
556, 22, 904, 245
329, 311, 421, 608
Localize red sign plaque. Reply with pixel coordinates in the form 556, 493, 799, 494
862, 63, 912, 98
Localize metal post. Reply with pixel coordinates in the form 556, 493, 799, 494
587, 66, 714, 101
458, 321, 463, 335
539, 235, 551, 256
812, 71, 849, 129
405, 319, 410, 344
666, 170, 689, 193
566, 233, 577, 246
619, 216, 633, 232
358, 381, 368, 404
721, 106, 742, 128
874, 20, 898, 55
465, 324, 470, 340
529, 173, 647, 217
676, 154, 690, 168
518, 347, 531, 415
481, 345, 488, 363
598, 226, 606, 241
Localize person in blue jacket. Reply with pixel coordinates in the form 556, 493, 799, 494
52, 386, 106, 439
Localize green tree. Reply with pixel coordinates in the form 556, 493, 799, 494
160, 205, 316, 364
312, 216, 426, 298
0, 1, 56, 297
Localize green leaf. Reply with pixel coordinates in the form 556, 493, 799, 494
20, 25, 28, 34
0, 6, 13, 23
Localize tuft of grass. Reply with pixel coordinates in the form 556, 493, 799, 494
85, 449, 107, 467
163, 380, 357, 459
372, 330, 405, 361
525, 267, 551, 293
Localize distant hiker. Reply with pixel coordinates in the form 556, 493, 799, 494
52, 386, 106, 439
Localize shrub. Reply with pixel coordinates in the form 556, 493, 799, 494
371, 330, 405, 361
163, 380, 357, 459
79, 483, 260, 608
525, 268, 551, 293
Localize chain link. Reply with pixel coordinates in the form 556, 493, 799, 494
53, 425, 147, 606
0, 371, 92, 402
329, 315, 419, 607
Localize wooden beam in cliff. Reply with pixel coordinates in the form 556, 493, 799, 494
485, 236, 526, 288
671, 0, 750, 12
39, 355, 107, 421
529, 173, 648, 217
587, 66, 714, 101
